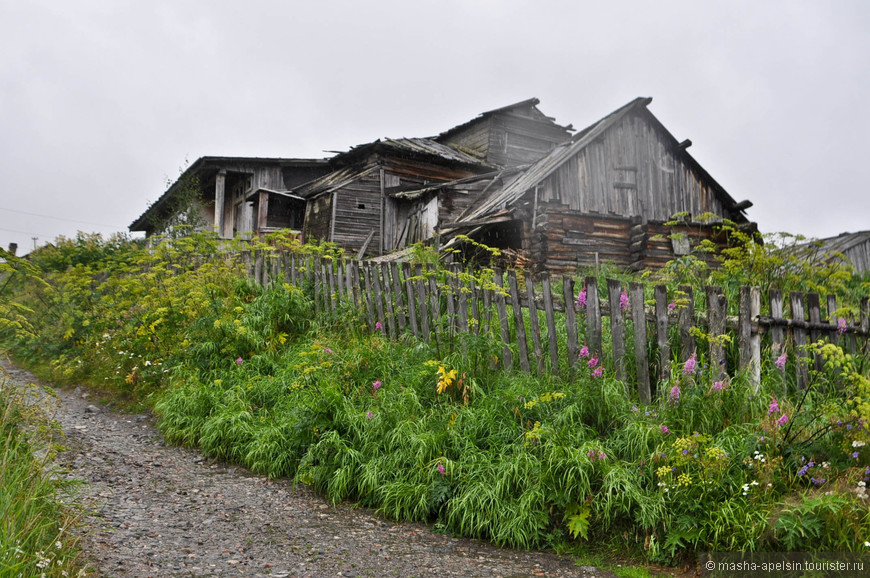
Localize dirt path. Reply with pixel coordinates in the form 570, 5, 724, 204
4, 362, 612, 578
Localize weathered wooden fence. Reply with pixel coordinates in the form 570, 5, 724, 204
239, 250, 870, 402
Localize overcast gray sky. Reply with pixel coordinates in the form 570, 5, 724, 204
2, 0, 868, 253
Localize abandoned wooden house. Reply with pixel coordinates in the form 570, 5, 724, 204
130, 97, 756, 273
129, 156, 329, 239
812, 231, 870, 273
296, 98, 574, 257
434, 97, 756, 273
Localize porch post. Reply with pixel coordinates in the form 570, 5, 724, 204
214, 169, 226, 237
257, 190, 269, 237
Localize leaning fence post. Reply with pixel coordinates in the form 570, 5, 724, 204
508, 270, 531, 373
705, 286, 727, 380
493, 269, 513, 371
542, 274, 559, 375
861, 297, 869, 356
739, 286, 761, 390
790, 292, 809, 390
607, 279, 626, 382
403, 262, 419, 338
525, 274, 545, 374
807, 293, 824, 370
586, 276, 602, 358
562, 277, 579, 369
654, 285, 671, 386
630, 281, 651, 403
678, 285, 696, 362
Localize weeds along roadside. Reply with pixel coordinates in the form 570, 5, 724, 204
0, 369, 87, 577
1, 230, 870, 564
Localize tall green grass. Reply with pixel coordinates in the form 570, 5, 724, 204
0, 376, 85, 577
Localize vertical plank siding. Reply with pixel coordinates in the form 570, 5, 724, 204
243, 250, 869, 403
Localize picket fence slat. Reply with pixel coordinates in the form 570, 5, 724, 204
607, 279, 626, 382
542, 275, 559, 375
563, 277, 579, 369
525, 275, 545, 373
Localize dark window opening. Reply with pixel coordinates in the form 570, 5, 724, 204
358, 203, 366, 209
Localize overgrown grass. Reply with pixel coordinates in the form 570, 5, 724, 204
0, 373, 86, 577
3, 231, 870, 566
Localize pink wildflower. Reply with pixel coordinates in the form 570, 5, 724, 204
324, 347, 334, 355
768, 397, 780, 415
775, 352, 787, 370
579, 345, 589, 359
597, 451, 606, 460
587, 449, 596, 458
668, 301, 676, 311
372, 380, 382, 393
619, 292, 629, 311
576, 288, 587, 308
682, 354, 697, 375
669, 385, 681, 402
375, 321, 383, 332
712, 381, 724, 391
591, 367, 603, 378
588, 357, 599, 368
776, 414, 789, 427
366, 411, 374, 419
661, 424, 670, 435
437, 462, 446, 476
236, 357, 243, 366
838, 318, 848, 334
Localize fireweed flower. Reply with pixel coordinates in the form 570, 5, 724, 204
375, 321, 384, 332
579, 345, 590, 358
437, 462, 446, 476
576, 288, 587, 308
669, 385, 681, 402
366, 411, 374, 419
768, 397, 780, 415
619, 292, 629, 311
775, 352, 787, 370
236, 357, 243, 366
587, 449, 596, 458
682, 354, 697, 375
776, 413, 789, 427
838, 318, 848, 334
597, 451, 606, 460
660, 424, 670, 435
668, 301, 676, 311
712, 381, 724, 391
588, 357, 599, 368
372, 380, 382, 393
591, 367, 604, 378
324, 347, 334, 354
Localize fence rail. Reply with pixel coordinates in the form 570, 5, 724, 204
240, 250, 870, 400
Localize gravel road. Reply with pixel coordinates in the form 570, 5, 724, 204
4, 362, 614, 578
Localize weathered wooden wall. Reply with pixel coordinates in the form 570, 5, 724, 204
523, 208, 736, 275
439, 102, 572, 168
845, 238, 870, 273
538, 112, 729, 222
332, 172, 383, 257
302, 194, 333, 245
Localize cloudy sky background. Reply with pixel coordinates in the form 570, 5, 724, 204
1, 0, 868, 253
